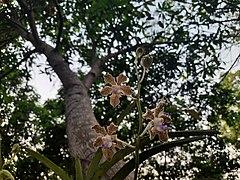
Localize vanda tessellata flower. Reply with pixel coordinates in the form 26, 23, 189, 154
140, 98, 172, 142
92, 122, 134, 161
100, 73, 132, 107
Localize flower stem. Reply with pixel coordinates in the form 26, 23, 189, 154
139, 68, 146, 84
134, 62, 144, 179
0, 134, 2, 170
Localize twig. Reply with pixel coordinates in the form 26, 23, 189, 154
218, 52, 240, 84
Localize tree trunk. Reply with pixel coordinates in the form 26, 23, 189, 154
65, 84, 133, 179
37, 42, 133, 179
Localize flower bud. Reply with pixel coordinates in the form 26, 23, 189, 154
135, 47, 144, 60
11, 144, 20, 154
140, 55, 153, 71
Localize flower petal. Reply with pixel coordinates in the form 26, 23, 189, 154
102, 146, 116, 161
92, 124, 107, 135
104, 73, 116, 85
93, 136, 104, 147
143, 108, 154, 120
110, 94, 121, 107
159, 112, 172, 123
158, 131, 169, 142
107, 122, 118, 135
116, 74, 127, 85
148, 128, 157, 140
120, 85, 132, 96
116, 140, 125, 149
100, 86, 112, 96
154, 98, 167, 117
111, 134, 117, 141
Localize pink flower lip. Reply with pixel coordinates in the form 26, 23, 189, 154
156, 124, 168, 131
102, 142, 113, 149
112, 86, 121, 94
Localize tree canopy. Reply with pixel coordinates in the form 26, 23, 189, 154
0, 0, 240, 179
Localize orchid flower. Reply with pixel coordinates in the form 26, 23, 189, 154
92, 122, 134, 161
100, 73, 132, 107
140, 98, 171, 142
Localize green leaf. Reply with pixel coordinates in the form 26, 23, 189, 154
26, 148, 71, 180
91, 146, 135, 179
112, 136, 205, 180
169, 130, 219, 137
75, 158, 84, 180
86, 148, 102, 180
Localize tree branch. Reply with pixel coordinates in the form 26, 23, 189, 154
53, 0, 64, 52
0, 49, 36, 81
4, 16, 29, 34
16, 0, 41, 43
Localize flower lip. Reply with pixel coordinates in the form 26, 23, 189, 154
102, 142, 113, 149
156, 124, 168, 131
111, 85, 121, 94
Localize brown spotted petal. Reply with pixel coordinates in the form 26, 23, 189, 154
107, 123, 118, 135
143, 108, 154, 120
120, 85, 132, 96
104, 73, 116, 85
92, 124, 107, 135
154, 98, 167, 117
148, 127, 157, 140
116, 74, 127, 85
102, 146, 116, 161
148, 128, 157, 140
158, 131, 169, 142
110, 94, 121, 107
100, 86, 113, 96
116, 140, 126, 149
93, 136, 104, 147
111, 134, 118, 141
159, 112, 172, 123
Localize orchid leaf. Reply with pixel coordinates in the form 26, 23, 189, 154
75, 157, 84, 180
26, 148, 71, 180
112, 136, 205, 180
86, 148, 102, 180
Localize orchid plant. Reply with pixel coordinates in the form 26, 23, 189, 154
23, 47, 218, 180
